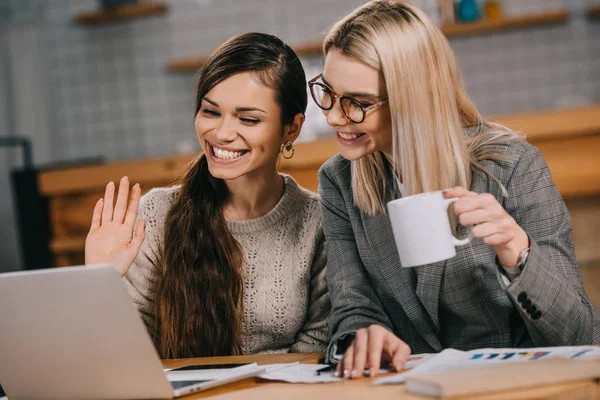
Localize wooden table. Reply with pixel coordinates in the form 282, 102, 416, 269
162, 353, 600, 399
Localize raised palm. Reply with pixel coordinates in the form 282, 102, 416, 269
85, 176, 145, 277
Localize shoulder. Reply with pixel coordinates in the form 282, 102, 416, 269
472, 129, 549, 191
318, 154, 353, 196
283, 174, 322, 224
138, 185, 181, 231
481, 137, 543, 172
319, 154, 351, 181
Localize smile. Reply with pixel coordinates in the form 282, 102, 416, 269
337, 132, 366, 140
208, 143, 249, 163
336, 131, 368, 146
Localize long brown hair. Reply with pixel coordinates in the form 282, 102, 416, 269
152, 32, 307, 358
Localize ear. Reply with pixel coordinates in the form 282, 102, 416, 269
282, 113, 305, 145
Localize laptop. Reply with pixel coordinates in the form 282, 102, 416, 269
0, 265, 264, 399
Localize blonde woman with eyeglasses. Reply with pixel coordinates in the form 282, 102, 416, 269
312, 0, 599, 379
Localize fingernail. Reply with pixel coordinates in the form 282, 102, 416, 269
395, 362, 403, 371
98, 198, 103, 203
343, 369, 350, 378
108, 181, 114, 186
122, 176, 128, 181
134, 183, 140, 189
335, 370, 341, 377
351, 369, 357, 378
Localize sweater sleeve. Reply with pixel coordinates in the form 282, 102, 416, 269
122, 188, 174, 336
291, 233, 331, 353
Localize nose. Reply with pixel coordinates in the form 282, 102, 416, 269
324, 100, 349, 128
213, 115, 238, 142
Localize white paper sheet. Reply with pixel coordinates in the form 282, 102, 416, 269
256, 356, 436, 384
374, 345, 600, 385
165, 362, 260, 381
259, 363, 343, 383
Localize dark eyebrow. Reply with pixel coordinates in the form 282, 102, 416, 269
203, 97, 218, 106
321, 75, 380, 100
236, 107, 266, 114
202, 97, 266, 114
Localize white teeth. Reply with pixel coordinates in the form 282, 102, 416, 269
338, 132, 363, 140
214, 148, 244, 160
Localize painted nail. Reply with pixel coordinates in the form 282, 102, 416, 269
122, 176, 128, 181
133, 183, 140, 189
351, 369, 357, 378
343, 369, 350, 378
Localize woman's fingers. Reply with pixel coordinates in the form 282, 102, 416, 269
442, 186, 476, 199
388, 338, 410, 372
341, 342, 355, 378
458, 208, 489, 226
129, 219, 145, 256
90, 198, 104, 231
124, 183, 142, 228
351, 329, 369, 378
366, 327, 385, 377
101, 181, 115, 225
112, 177, 130, 224
472, 222, 502, 238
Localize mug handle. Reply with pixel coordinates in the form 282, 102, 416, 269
443, 197, 472, 246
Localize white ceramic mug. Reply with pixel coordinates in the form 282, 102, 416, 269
386, 190, 471, 268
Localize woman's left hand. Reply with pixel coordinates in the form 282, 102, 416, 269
443, 187, 529, 268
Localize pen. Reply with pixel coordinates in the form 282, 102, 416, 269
315, 365, 335, 375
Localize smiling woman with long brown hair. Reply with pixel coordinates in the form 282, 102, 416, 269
84, 32, 330, 358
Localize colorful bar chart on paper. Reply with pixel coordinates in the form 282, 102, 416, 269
470, 351, 550, 361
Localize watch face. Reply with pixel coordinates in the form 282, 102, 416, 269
521, 248, 531, 267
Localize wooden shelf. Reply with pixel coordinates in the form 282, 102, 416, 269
587, 5, 600, 19
167, 10, 569, 73
441, 9, 569, 38
168, 40, 323, 73
492, 105, 600, 142
51, 236, 86, 254
74, 2, 168, 26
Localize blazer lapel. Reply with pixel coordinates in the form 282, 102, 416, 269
416, 260, 445, 333
361, 210, 443, 352
415, 220, 472, 333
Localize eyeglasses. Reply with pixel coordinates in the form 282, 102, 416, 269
308, 74, 388, 124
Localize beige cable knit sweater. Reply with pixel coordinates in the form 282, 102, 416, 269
123, 174, 329, 354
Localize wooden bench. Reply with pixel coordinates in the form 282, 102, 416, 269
32, 105, 600, 267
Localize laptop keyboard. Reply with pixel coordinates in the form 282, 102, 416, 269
171, 380, 210, 390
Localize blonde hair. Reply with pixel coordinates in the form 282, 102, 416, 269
323, 0, 520, 215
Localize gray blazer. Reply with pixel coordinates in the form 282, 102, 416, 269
319, 135, 600, 362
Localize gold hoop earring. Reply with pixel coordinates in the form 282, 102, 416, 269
281, 140, 295, 159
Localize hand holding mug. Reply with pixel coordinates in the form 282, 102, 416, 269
85, 176, 145, 277
443, 187, 529, 268
387, 190, 472, 267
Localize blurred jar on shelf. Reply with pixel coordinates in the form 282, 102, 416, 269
457, 0, 481, 23
439, 0, 456, 25
484, 0, 503, 21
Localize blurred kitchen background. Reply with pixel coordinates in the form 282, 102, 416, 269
0, 0, 599, 302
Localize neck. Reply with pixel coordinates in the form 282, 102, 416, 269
223, 167, 284, 221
